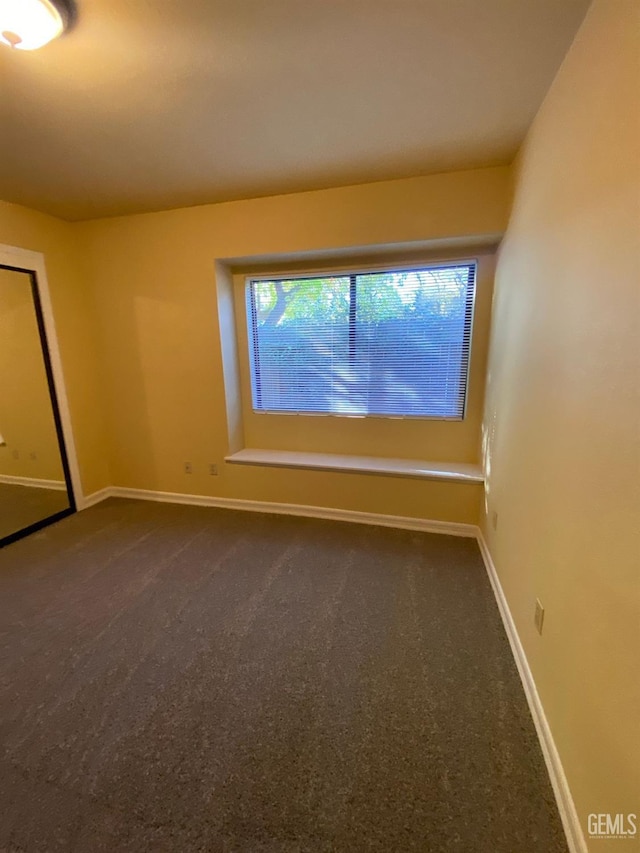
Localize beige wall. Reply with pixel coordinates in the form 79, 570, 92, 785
0, 201, 110, 496
77, 166, 510, 522
0, 3, 637, 843
0, 268, 64, 481
481, 1, 639, 848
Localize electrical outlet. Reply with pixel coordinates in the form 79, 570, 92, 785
209, 464, 218, 476
491, 510, 498, 531
534, 599, 545, 635
184, 462, 192, 474
12, 450, 19, 460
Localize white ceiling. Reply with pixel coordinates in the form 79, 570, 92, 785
0, 0, 590, 221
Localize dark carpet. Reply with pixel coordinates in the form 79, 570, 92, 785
0, 481, 70, 541
0, 498, 567, 852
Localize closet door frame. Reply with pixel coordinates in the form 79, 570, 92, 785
0, 244, 82, 548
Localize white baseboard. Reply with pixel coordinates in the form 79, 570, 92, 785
78, 483, 582, 853
114, 486, 478, 537
80, 487, 113, 509
0, 474, 67, 491
81, 485, 476, 538
476, 529, 587, 853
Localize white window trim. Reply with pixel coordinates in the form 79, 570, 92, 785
225, 448, 484, 484
244, 258, 478, 422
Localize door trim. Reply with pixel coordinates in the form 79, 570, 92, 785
0, 244, 83, 541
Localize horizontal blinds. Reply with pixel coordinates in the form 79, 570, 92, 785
246, 263, 476, 419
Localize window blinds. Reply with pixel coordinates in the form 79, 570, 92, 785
246, 262, 476, 419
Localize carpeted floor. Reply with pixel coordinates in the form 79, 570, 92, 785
0, 481, 71, 541
0, 498, 567, 852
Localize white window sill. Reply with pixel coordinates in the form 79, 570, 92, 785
225, 449, 484, 484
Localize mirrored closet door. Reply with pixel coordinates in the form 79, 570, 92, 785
0, 264, 75, 546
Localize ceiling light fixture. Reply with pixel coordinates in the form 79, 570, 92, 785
0, 0, 76, 51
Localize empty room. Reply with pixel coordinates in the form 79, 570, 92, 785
0, 1, 637, 851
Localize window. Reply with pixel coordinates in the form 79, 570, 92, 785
245, 262, 476, 419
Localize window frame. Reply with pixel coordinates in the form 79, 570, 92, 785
243, 257, 479, 422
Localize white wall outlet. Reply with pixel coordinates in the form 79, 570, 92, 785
491, 510, 499, 531
209, 464, 218, 476
184, 462, 192, 474
534, 599, 545, 635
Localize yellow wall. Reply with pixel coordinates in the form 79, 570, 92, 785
78, 166, 510, 522
0, 268, 65, 481
481, 1, 639, 847
0, 201, 110, 496
0, 4, 637, 843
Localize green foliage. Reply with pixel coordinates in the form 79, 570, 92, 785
254, 277, 349, 326
254, 267, 470, 327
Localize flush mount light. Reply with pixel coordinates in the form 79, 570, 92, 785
0, 0, 76, 51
